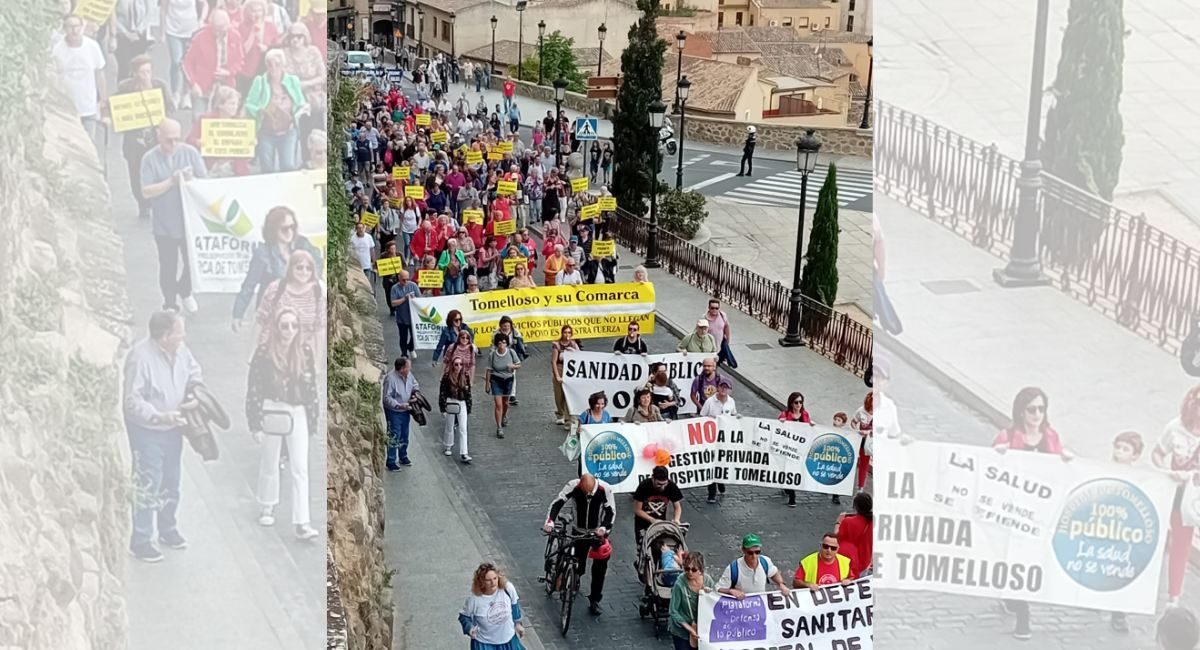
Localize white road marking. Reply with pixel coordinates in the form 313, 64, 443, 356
684, 172, 739, 192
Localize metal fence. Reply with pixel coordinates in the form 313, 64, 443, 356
611, 209, 873, 377
876, 102, 1200, 353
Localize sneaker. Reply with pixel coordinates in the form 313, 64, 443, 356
130, 543, 164, 563
295, 524, 319, 540
509, 397, 519, 406
706, 495, 717, 504
555, 417, 566, 425
718, 484, 726, 494
159, 530, 188, 550
1111, 612, 1129, 633
461, 454, 472, 464
444, 447, 453, 456
410, 352, 418, 360
832, 495, 841, 505
787, 501, 797, 508
1013, 621, 1032, 641
502, 414, 509, 427
258, 506, 276, 526
386, 463, 401, 471
182, 295, 199, 314
497, 428, 505, 439
399, 458, 412, 466
588, 600, 604, 616
735, 173, 744, 177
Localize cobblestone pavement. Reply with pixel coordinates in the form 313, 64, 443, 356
386, 319, 860, 648
877, 338, 1200, 649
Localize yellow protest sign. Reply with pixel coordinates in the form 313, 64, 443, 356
360, 211, 380, 228
591, 240, 616, 258
298, 0, 312, 16
462, 208, 485, 225
405, 185, 426, 199
418, 269, 444, 288
376, 257, 404, 276
466, 151, 484, 165
415, 113, 432, 126
389, 197, 403, 207
488, 151, 505, 161
200, 118, 256, 158
493, 219, 517, 236
496, 141, 514, 153
431, 131, 449, 144
579, 203, 601, 220
570, 177, 590, 194
496, 180, 518, 196
393, 165, 410, 180
503, 257, 528, 276
74, 0, 116, 24
598, 196, 617, 211
108, 89, 165, 133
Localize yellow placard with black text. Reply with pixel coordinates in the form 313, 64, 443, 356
360, 211, 380, 228
405, 185, 425, 199
108, 89, 166, 133
431, 131, 449, 144
493, 219, 517, 236
418, 269, 444, 288
503, 257, 528, 276
376, 257, 404, 276
570, 177, 589, 194
591, 240, 616, 258
488, 151, 505, 161
462, 209, 485, 225
579, 203, 601, 220
393, 165, 410, 180
74, 0, 116, 24
466, 151, 484, 165
200, 118, 256, 158
598, 196, 617, 211
495, 141, 514, 153
496, 180, 518, 196
415, 113, 432, 126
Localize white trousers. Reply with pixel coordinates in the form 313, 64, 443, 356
256, 400, 311, 525
443, 400, 469, 455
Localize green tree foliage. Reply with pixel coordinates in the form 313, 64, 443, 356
611, 0, 667, 217
519, 31, 587, 93
799, 164, 840, 307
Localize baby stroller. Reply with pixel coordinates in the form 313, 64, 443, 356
637, 520, 690, 638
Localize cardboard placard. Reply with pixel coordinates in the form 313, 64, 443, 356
570, 177, 589, 194
405, 185, 426, 199
393, 165, 410, 180
199, 118, 256, 158
495, 141, 514, 153
493, 219, 517, 236
431, 131, 449, 144
415, 113, 432, 126
389, 197, 403, 207
418, 269, 444, 288
462, 208, 485, 225
488, 151, 505, 161
503, 256, 528, 276
466, 151, 484, 165
360, 211, 380, 228
108, 89, 165, 133
74, 0, 116, 24
579, 203, 601, 220
598, 196, 617, 211
376, 257, 403, 276
590, 240, 616, 258
496, 180, 518, 196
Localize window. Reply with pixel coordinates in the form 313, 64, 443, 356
748, 13, 754, 25
432, 19, 438, 37
847, 15, 854, 31
443, 20, 451, 41
825, 17, 831, 27
798, 16, 809, 27
718, 11, 724, 26
735, 11, 743, 25
782, 17, 792, 26
849, 0, 856, 9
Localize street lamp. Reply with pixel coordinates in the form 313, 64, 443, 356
449, 11, 456, 57
554, 78, 568, 167
417, 7, 424, 59
538, 20, 546, 85
858, 37, 873, 129
673, 30, 686, 113
646, 100, 667, 269
779, 130, 821, 347
490, 15, 498, 78
674, 76, 691, 190
597, 23, 607, 76
516, 0, 527, 81
994, 0, 1051, 287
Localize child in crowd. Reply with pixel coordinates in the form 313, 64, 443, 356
659, 540, 683, 587
1109, 430, 1144, 633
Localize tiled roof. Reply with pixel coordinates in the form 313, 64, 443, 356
694, 28, 761, 54
760, 54, 851, 81
662, 54, 755, 115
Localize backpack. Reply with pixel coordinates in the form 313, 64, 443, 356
729, 556, 769, 587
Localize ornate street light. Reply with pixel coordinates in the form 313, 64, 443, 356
779, 130, 822, 347
538, 19, 547, 85
674, 76, 691, 190
597, 23, 607, 76
646, 100, 668, 269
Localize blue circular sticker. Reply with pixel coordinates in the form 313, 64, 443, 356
805, 434, 856, 486
583, 431, 636, 485
1051, 479, 1160, 591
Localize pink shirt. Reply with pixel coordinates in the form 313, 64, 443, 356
705, 310, 729, 348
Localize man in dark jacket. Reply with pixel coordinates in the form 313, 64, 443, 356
737, 125, 757, 177
544, 474, 617, 615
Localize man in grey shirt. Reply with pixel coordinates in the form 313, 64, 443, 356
381, 357, 420, 470
140, 118, 207, 313
123, 311, 204, 562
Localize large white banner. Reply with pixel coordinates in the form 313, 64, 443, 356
562, 351, 717, 418
409, 283, 656, 350
580, 416, 861, 495
698, 579, 874, 650
873, 438, 1176, 614
181, 169, 328, 293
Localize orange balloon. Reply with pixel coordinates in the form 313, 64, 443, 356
654, 449, 672, 467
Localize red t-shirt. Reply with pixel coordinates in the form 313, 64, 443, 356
837, 515, 873, 578
503, 80, 515, 97
795, 555, 844, 586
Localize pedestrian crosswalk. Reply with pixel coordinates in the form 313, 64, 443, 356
717, 165, 874, 208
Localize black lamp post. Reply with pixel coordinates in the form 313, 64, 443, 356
673, 30, 686, 113
554, 78, 568, 167
858, 37, 873, 129
417, 8, 424, 59
597, 23, 607, 76
537, 20, 546, 85
779, 130, 821, 348
449, 11, 456, 57
516, 0, 527, 81
646, 100, 667, 269
674, 76, 690, 190
490, 15, 497, 77
994, 0, 1051, 288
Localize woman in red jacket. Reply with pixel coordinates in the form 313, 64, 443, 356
409, 219, 444, 262
780, 391, 812, 508
1152, 385, 1200, 609
834, 492, 872, 579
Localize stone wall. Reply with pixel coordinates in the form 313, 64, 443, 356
0, 86, 132, 648
503, 76, 617, 119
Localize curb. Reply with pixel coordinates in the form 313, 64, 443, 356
875, 331, 1009, 430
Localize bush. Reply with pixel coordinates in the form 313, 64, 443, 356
657, 188, 707, 239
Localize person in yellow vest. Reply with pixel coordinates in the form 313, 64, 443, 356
792, 532, 853, 590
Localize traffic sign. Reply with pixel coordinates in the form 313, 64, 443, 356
575, 117, 599, 141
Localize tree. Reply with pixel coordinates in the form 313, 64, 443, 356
611, 0, 667, 217
799, 164, 839, 307
519, 31, 587, 93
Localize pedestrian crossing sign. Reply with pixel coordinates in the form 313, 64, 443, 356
575, 118, 599, 141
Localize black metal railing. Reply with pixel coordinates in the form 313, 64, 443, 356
612, 210, 873, 377
876, 102, 1200, 353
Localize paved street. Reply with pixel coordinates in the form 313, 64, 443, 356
706, 163, 874, 213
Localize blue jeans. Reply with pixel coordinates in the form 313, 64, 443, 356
672, 633, 694, 650
166, 35, 191, 98
127, 421, 184, 546
257, 127, 299, 173
442, 274, 465, 295
386, 409, 411, 465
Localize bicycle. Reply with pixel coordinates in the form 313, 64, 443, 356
538, 522, 601, 636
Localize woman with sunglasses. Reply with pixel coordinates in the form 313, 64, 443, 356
439, 356, 473, 463
432, 309, 475, 367
993, 386, 1071, 641
550, 324, 581, 426
233, 207, 323, 332
779, 391, 813, 508
255, 249, 325, 352
668, 551, 713, 650
245, 308, 319, 540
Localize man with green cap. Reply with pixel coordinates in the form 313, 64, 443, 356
715, 533, 791, 599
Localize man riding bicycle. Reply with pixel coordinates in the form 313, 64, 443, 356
544, 474, 616, 616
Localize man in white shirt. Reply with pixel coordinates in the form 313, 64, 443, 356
556, 257, 584, 286
699, 378, 737, 417
351, 222, 377, 285
54, 14, 107, 157
716, 534, 791, 599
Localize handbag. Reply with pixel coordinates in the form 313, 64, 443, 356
683, 579, 700, 648
444, 401, 462, 415
261, 409, 294, 436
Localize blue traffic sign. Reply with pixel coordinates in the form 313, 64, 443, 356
574, 117, 599, 141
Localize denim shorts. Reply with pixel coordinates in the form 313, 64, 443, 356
489, 375, 514, 397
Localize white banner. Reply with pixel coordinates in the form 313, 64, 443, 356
562, 351, 717, 418
181, 169, 328, 293
580, 416, 861, 495
873, 438, 1176, 613
698, 579, 874, 650
409, 283, 656, 350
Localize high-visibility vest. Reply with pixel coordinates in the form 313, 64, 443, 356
799, 552, 851, 584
